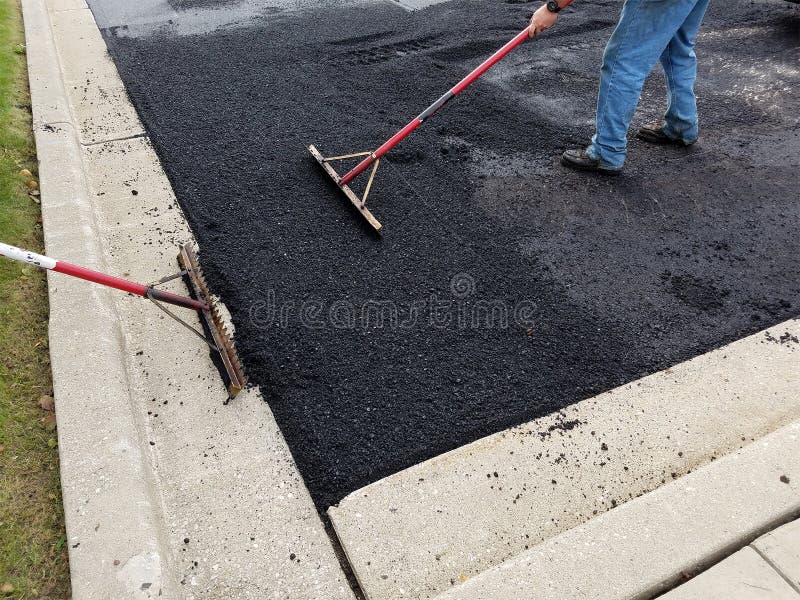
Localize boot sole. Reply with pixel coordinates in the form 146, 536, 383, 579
560, 156, 621, 176
636, 131, 694, 147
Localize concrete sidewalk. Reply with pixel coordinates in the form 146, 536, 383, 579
661, 518, 800, 600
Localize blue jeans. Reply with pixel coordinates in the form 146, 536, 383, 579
587, 0, 710, 170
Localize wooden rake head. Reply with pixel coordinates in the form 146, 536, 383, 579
308, 145, 383, 234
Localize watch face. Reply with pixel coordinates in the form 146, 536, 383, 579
547, 0, 560, 11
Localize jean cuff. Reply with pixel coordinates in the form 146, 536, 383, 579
587, 144, 624, 171
663, 123, 698, 145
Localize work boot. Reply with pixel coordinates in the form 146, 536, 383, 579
560, 149, 621, 176
636, 123, 694, 147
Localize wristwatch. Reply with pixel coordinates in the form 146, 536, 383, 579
546, 0, 562, 13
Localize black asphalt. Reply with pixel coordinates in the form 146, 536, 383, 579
88, 0, 800, 510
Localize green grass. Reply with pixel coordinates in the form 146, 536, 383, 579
0, 0, 71, 597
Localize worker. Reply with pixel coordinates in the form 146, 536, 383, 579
530, 0, 710, 175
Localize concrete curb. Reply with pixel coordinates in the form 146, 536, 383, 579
434, 421, 800, 600
23, 1, 356, 598
330, 318, 800, 600
21, 0, 173, 597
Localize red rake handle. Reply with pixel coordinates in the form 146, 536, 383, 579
339, 27, 532, 186
0, 241, 208, 311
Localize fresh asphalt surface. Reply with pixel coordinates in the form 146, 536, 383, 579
87, 0, 800, 510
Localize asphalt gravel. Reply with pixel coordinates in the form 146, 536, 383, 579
88, 0, 800, 510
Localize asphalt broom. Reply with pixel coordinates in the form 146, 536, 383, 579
0, 241, 246, 398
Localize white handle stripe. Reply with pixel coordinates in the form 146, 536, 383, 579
0, 242, 57, 270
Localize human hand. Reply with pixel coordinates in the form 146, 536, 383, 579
529, 4, 558, 38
